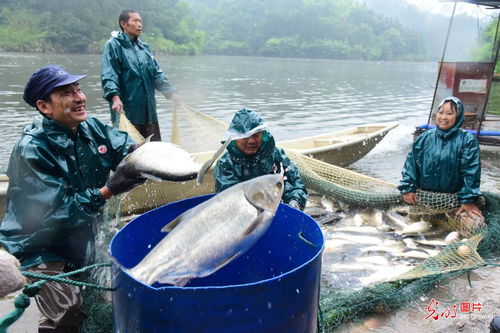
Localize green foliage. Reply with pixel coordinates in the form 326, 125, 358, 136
0, 0, 427, 60
0, 0, 203, 55
185, 0, 427, 61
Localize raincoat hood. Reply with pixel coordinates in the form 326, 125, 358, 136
223, 108, 274, 156
223, 108, 271, 141
436, 96, 464, 139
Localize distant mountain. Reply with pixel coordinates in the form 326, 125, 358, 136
359, 0, 491, 61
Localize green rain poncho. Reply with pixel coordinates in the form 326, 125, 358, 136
0, 116, 134, 269
398, 96, 481, 204
101, 31, 176, 126
214, 109, 308, 208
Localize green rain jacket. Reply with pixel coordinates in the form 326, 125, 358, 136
0, 116, 134, 269
398, 97, 481, 204
214, 109, 308, 208
101, 32, 176, 126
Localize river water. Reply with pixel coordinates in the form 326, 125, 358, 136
0, 52, 498, 331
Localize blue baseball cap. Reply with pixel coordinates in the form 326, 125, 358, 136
23, 65, 86, 108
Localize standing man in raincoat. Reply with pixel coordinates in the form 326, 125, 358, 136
398, 96, 482, 218
214, 108, 308, 210
101, 9, 182, 141
0, 65, 145, 332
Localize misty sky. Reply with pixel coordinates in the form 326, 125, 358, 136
406, 0, 494, 18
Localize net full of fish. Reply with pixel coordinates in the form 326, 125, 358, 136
309, 199, 465, 290
122, 173, 284, 287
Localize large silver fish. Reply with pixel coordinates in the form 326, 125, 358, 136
121, 139, 201, 181
126, 173, 284, 286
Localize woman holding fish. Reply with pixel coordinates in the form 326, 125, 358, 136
214, 108, 308, 210
398, 96, 483, 218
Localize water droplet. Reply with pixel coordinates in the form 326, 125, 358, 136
296, 288, 300, 294
267, 302, 272, 309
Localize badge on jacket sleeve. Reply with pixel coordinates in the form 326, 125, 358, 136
98, 145, 108, 154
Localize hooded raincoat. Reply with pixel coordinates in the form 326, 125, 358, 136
214, 109, 308, 208
0, 116, 134, 269
398, 97, 481, 204
101, 32, 176, 126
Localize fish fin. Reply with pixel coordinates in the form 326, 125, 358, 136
141, 134, 154, 145
160, 215, 185, 232
140, 173, 163, 181
156, 275, 192, 287
213, 252, 242, 272
241, 213, 266, 237
196, 138, 231, 186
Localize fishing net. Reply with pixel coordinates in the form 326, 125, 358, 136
318, 191, 500, 331
79, 107, 498, 332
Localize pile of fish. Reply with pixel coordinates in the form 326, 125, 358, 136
304, 194, 464, 290
123, 173, 284, 287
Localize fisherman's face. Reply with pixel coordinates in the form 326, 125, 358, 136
37, 82, 87, 131
436, 101, 457, 131
122, 13, 142, 40
235, 131, 263, 156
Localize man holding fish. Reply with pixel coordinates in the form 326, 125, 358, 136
0, 66, 149, 332
214, 108, 308, 210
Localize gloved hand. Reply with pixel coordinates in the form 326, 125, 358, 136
128, 143, 141, 154
0, 248, 26, 297
106, 162, 146, 196
288, 200, 302, 210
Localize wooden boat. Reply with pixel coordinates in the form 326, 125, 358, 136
278, 122, 398, 166
0, 122, 398, 218
116, 121, 398, 216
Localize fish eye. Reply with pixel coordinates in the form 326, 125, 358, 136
275, 181, 283, 189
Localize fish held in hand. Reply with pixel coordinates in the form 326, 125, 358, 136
121, 141, 201, 181
125, 173, 284, 287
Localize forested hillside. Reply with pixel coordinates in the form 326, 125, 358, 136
0, 0, 204, 54
1, 0, 433, 61
184, 0, 427, 60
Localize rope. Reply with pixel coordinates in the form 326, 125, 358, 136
0, 263, 114, 333
298, 232, 318, 248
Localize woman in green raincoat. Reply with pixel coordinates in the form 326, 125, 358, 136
398, 96, 482, 217
214, 109, 308, 210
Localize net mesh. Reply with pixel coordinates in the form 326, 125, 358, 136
80, 107, 499, 332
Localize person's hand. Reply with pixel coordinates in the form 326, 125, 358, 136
111, 95, 123, 113
0, 248, 26, 298
456, 203, 483, 218
170, 93, 183, 106
105, 162, 146, 196
402, 192, 418, 205
288, 200, 302, 210
128, 143, 141, 154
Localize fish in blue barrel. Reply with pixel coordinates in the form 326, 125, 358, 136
126, 173, 284, 286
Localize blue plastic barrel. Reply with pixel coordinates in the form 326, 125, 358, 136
109, 194, 324, 333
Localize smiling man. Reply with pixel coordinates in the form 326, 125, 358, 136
0, 65, 146, 332
101, 9, 182, 141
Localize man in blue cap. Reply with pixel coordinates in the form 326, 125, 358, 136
0, 65, 145, 332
